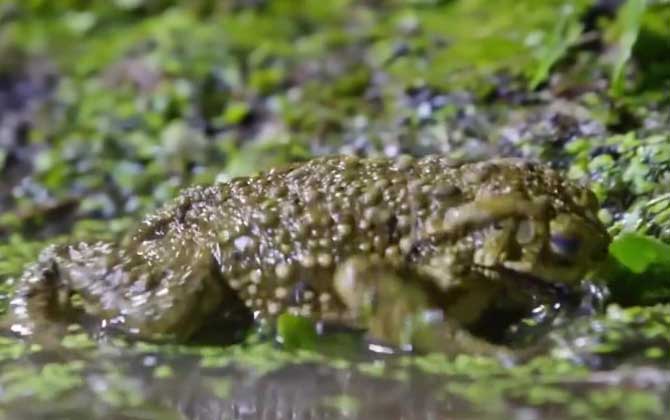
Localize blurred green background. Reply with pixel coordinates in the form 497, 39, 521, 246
1, 0, 668, 244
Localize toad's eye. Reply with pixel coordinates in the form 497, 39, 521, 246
550, 234, 581, 258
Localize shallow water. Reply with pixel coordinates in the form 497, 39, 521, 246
0, 283, 669, 419
1, 318, 669, 420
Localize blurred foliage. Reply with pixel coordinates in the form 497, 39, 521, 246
567, 133, 670, 230
607, 0, 647, 96
601, 233, 670, 306
0, 0, 652, 236
529, 6, 584, 90
610, 232, 670, 275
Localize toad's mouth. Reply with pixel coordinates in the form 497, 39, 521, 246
472, 263, 576, 301
456, 263, 583, 345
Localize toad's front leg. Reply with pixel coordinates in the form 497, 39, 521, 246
332, 256, 515, 357
7, 235, 229, 342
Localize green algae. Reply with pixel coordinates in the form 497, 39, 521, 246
277, 314, 319, 352
320, 394, 360, 417
0, 321, 665, 418
205, 377, 232, 400
0, 361, 84, 403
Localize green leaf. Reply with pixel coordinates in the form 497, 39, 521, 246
604, 233, 670, 306
609, 232, 670, 274
609, 0, 647, 96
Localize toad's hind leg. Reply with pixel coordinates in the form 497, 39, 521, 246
8, 238, 234, 342
332, 256, 512, 357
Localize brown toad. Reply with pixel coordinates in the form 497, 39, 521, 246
7, 155, 610, 354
